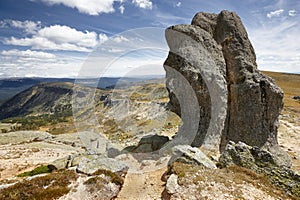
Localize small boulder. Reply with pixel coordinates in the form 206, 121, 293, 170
76, 155, 128, 175
218, 141, 279, 169
218, 141, 300, 197
128, 134, 170, 153
139, 134, 170, 150
166, 174, 180, 194
171, 145, 216, 169
49, 155, 72, 170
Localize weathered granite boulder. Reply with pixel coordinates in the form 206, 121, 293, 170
170, 145, 216, 169
218, 141, 300, 197
49, 155, 72, 170
136, 134, 169, 152
124, 134, 170, 153
164, 10, 287, 164
76, 155, 129, 175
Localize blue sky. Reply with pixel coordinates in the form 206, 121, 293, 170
0, 0, 299, 78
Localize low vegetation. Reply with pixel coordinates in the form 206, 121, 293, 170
16, 165, 54, 177
83, 169, 124, 194
0, 112, 72, 132
0, 170, 78, 200
167, 162, 298, 200
92, 169, 124, 186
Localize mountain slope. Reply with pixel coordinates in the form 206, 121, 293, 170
0, 82, 74, 120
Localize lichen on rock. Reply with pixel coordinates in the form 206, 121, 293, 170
218, 141, 300, 197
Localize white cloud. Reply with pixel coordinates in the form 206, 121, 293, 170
36, 0, 153, 15
39, 0, 115, 15
4, 37, 92, 52
99, 33, 109, 43
113, 35, 129, 43
0, 50, 84, 78
119, 5, 125, 14
176, 2, 181, 7
132, 0, 152, 10
0, 20, 41, 34
1, 49, 56, 59
38, 25, 98, 47
267, 9, 284, 18
288, 10, 297, 17
248, 20, 300, 73
4, 24, 99, 52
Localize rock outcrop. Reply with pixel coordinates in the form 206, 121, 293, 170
218, 141, 300, 197
164, 10, 287, 164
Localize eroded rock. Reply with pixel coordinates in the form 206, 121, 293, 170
171, 145, 216, 169
124, 134, 170, 153
164, 10, 287, 165
219, 141, 300, 197
76, 155, 128, 175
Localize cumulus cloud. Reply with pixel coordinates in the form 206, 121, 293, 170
38, 0, 115, 15
0, 20, 41, 34
35, 0, 153, 15
288, 10, 297, 17
132, 0, 152, 10
4, 24, 99, 52
38, 25, 98, 47
267, 9, 284, 18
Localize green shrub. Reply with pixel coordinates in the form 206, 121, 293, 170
17, 165, 53, 177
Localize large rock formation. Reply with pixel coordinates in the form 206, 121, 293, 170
164, 11, 288, 165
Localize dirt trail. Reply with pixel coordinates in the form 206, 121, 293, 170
115, 167, 167, 200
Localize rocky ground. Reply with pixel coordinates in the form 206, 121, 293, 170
0, 114, 298, 200
278, 109, 300, 173
0, 131, 84, 180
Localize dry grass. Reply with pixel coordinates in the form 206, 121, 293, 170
0, 170, 78, 200
92, 169, 124, 186
263, 71, 300, 114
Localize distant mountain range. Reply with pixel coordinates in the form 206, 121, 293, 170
0, 76, 164, 105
